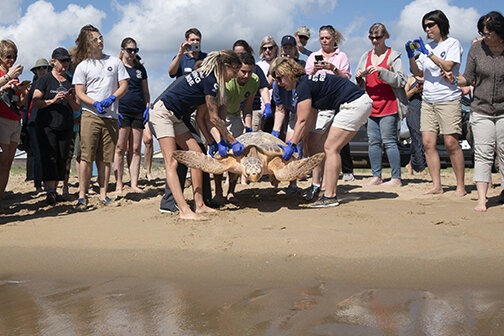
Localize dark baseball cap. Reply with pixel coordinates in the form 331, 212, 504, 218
281, 35, 296, 47
52, 47, 71, 61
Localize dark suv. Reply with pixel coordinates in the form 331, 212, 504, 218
349, 96, 473, 168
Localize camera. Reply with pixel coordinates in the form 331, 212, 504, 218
186, 43, 200, 52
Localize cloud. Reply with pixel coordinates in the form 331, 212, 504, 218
0, 1, 105, 76
0, 0, 22, 24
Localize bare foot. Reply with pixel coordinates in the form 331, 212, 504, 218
366, 177, 382, 186
501, 204, 504, 209
423, 187, 444, 195
179, 210, 206, 220
131, 186, 144, 193
474, 202, 487, 212
453, 188, 467, 197
227, 193, 236, 203
184, 178, 192, 188
146, 173, 153, 181
381, 178, 402, 186
196, 205, 217, 214
406, 162, 413, 175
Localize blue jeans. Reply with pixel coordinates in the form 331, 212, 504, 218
367, 114, 401, 179
406, 98, 426, 172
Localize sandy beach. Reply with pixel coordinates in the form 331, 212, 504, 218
1, 164, 504, 334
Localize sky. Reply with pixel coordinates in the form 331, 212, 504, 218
0, 0, 498, 101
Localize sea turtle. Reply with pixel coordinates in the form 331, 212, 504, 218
172, 131, 325, 185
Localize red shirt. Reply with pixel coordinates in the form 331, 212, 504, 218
365, 48, 397, 117
0, 69, 21, 121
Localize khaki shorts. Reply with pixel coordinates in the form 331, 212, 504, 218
420, 99, 462, 135
0, 117, 21, 144
226, 113, 244, 138
150, 101, 189, 139
80, 111, 118, 163
311, 109, 335, 134
332, 94, 373, 132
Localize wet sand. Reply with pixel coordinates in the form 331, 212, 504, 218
1, 167, 504, 334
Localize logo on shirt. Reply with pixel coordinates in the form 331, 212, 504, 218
107, 66, 113, 72
136, 70, 142, 79
440, 51, 446, 59
308, 73, 326, 82
244, 91, 250, 98
212, 83, 219, 93
186, 71, 203, 86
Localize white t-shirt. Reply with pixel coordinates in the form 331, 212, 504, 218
73, 55, 130, 118
416, 37, 462, 103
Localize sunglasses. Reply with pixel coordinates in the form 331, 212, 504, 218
125, 47, 139, 53
299, 35, 309, 40
424, 22, 437, 30
36, 66, 50, 70
263, 46, 275, 51
479, 31, 493, 37
369, 35, 384, 40
91, 35, 104, 43
4, 54, 17, 60
275, 75, 283, 82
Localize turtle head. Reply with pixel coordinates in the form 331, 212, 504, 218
241, 156, 263, 182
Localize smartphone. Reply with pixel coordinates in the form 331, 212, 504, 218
19, 80, 31, 86
186, 43, 200, 52
314, 55, 324, 63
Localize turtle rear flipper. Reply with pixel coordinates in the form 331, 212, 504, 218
269, 153, 325, 181
172, 150, 238, 175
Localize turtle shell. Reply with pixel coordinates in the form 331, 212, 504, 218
236, 131, 287, 157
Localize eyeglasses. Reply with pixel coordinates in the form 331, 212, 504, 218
125, 47, 139, 53
4, 54, 17, 60
424, 22, 437, 30
479, 31, 493, 37
263, 46, 275, 51
368, 35, 384, 40
91, 35, 103, 43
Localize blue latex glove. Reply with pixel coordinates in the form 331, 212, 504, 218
218, 139, 230, 157
262, 103, 273, 119
143, 106, 149, 125
232, 141, 245, 156
415, 37, 430, 55
405, 40, 415, 58
93, 101, 106, 114
100, 95, 116, 108
271, 130, 280, 138
208, 143, 218, 158
245, 127, 252, 133
278, 141, 297, 161
118, 112, 124, 127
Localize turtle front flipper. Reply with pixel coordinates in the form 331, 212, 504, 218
269, 153, 325, 181
172, 150, 238, 175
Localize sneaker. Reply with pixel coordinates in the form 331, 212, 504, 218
304, 184, 321, 202
99, 196, 116, 206
46, 192, 57, 205
285, 184, 303, 195
342, 173, 355, 182
308, 196, 340, 208
159, 204, 179, 213
75, 198, 87, 211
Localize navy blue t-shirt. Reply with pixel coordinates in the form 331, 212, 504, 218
295, 74, 364, 111
172, 52, 208, 78
273, 81, 296, 112
252, 64, 269, 110
161, 71, 218, 119
119, 64, 148, 116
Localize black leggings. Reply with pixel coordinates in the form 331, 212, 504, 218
36, 126, 73, 181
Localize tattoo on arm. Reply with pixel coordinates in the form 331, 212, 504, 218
206, 95, 235, 143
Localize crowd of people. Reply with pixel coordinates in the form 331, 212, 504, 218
0, 9, 503, 218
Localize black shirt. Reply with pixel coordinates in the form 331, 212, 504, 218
35, 72, 74, 130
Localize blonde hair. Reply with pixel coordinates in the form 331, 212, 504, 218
258, 35, 279, 59
73, 24, 100, 65
0, 40, 18, 67
319, 25, 345, 47
269, 57, 305, 79
198, 50, 241, 106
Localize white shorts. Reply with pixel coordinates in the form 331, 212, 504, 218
311, 109, 336, 134
332, 94, 372, 132
226, 113, 244, 138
